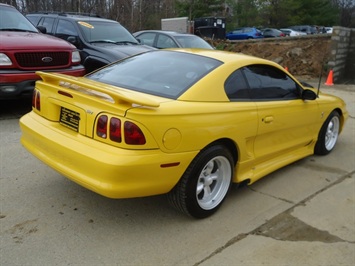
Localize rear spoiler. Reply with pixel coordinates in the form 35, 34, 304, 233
36, 71, 160, 108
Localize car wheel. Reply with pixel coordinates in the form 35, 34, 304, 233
314, 111, 340, 155
168, 145, 234, 218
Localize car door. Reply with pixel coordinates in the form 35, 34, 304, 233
229, 29, 243, 40
242, 28, 253, 39
242, 64, 319, 162
224, 69, 258, 182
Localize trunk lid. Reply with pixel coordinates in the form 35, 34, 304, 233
33, 71, 162, 139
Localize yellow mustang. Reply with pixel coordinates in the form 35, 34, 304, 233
20, 49, 348, 218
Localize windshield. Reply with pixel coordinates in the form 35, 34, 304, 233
78, 20, 138, 44
174, 35, 213, 49
87, 50, 222, 99
0, 5, 38, 32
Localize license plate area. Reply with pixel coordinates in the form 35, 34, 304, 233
60, 107, 80, 132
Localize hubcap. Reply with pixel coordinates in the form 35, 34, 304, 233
325, 116, 340, 151
196, 156, 231, 210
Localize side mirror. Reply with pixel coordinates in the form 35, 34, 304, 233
67, 36, 79, 46
302, 89, 317, 100
37, 26, 47, 34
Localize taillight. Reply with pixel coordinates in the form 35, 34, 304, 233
32, 90, 35, 107
96, 115, 108, 138
110, 117, 122, 142
96, 116, 145, 145
32, 89, 40, 111
124, 121, 146, 145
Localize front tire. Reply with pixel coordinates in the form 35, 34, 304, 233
168, 145, 234, 219
315, 111, 340, 155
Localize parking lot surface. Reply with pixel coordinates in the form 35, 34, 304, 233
1, 83, 354, 265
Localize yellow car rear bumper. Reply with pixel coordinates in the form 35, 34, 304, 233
20, 112, 197, 198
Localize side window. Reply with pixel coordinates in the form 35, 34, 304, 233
39, 17, 55, 34
56, 19, 77, 37
224, 69, 250, 100
156, 35, 178, 49
243, 64, 300, 100
26, 15, 41, 26
137, 33, 155, 47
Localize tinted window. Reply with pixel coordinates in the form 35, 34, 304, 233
39, 17, 55, 34
137, 32, 156, 46
87, 51, 222, 99
26, 15, 41, 26
56, 19, 77, 36
243, 65, 300, 100
233, 29, 242, 33
174, 35, 213, 49
156, 34, 178, 48
224, 70, 250, 100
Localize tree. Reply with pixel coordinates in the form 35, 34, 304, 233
233, 0, 262, 28
333, 0, 355, 26
2, 0, 354, 31
175, 0, 224, 20
255, 0, 338, 28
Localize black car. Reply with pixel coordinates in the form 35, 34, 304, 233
26, 12, 154, 73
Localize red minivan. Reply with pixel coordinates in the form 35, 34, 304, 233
0, 4, 85, 99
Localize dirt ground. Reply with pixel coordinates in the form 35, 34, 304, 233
211, 36, 332, 78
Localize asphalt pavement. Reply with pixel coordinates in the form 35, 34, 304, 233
0, 82, 354, 265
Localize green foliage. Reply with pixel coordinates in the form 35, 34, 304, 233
233, 0, 263, 28
288, 0, 339, 26
228, 0, 342, 28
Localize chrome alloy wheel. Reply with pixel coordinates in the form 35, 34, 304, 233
325, 115, 340, 151
196, 156, 232, 210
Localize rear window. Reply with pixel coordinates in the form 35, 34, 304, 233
87, 50, 222, 99
174, 35, 213, 49
78, 20, 138, 43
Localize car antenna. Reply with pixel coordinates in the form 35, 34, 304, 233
317, 66, 322, 97
317, 53, 327, 97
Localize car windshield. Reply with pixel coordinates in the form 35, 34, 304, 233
78, 20, 138, 44
174, 35, 213, 49
87, 50, 222, 99
0, 6, 38, 32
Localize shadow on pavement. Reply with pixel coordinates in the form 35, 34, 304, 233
0, 97, 32, 120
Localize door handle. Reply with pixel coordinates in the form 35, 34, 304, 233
263, 116, 274, 123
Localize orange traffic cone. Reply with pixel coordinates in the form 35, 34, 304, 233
325, 70, 334, 86
284, 66, 289, 72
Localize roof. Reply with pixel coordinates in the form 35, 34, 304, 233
134, 30, 196, 37
168, 48, 275, 66
26, 12, 117, 23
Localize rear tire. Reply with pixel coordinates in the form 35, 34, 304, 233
168, 145, 234, 219
314, 111, 340, 155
